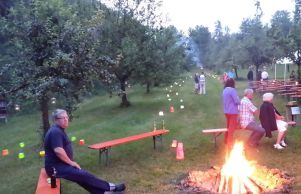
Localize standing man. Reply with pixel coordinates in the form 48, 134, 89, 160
247, 66, 254, 89
194, 73, 199, 94
199, 72, 206, 94
44, 109, 126, 194
239, 89, 265, 147
261, 68, 269, 81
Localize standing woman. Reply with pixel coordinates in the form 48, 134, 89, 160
223, 78, 240, 149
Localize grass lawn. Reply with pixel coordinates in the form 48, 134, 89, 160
0, 70, 301, 194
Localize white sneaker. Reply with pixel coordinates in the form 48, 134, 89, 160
274, 144, 284, 150
280, 140, 287, 147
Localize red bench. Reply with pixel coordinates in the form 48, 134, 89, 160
88, 129, 169, 165
35, 168, 60, 194
202, 128, 228, 148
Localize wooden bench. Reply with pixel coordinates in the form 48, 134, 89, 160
202, 128, 228, 148
35, 168, 61, 194
88, 129, 169, 165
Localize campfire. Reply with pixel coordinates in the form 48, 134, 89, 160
180, 142, 294, 193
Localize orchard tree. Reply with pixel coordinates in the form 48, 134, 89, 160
0, 0, 111, 138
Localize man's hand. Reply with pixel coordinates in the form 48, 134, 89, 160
70, 161, 81, 169
54, 147, 81, 169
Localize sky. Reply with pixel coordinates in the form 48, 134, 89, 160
160, 0, 295, 34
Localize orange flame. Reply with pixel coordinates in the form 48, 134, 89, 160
219, 141, 260, 194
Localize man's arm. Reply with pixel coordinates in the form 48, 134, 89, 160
54, 147, 81, 169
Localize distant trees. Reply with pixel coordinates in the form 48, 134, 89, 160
188, 0, 301, 80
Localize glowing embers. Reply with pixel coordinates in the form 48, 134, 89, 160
180, 142, 294, 193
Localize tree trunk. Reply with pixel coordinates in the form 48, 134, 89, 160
146, 81, 151, 93
234, 67, 239, 79
40, 96, 50, 141
120, 79, 130, 107
298, 64, 301, 83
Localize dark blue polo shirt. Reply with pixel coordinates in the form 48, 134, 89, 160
44, 124, 73, 168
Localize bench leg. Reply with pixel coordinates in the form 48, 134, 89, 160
99, 148, 110, 166
213, 132, 223, 149
153, 135, 163, 150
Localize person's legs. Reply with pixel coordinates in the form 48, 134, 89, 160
245, 121, 265, 146
225, 114, 238, 148
55, 164, 110, 194
275, 120, 288, 149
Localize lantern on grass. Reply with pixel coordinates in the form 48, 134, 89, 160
176, 142, 184, 160
2, 149, 9, 156
15, 104, 20, 111
179, 84, 182, 87
176, 92, 179, 96
51, 97, 56, 104
19, 142, 25, 148
171, 140, 177, 148
166, 94, 170, 98
39, 151, 45, 157
168, 98, 172, 101
159, 111, 165, 129
180, 105, 184, 109
180, 99, 183, 102
71, 136, 77, 142
18, 152, 25, 159
79, 139, 85, 145
169, 106, 174, 113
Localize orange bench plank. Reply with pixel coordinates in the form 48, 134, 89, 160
89, 129, 169, 149
35, 168, 60, 194
202, 128, 228, 134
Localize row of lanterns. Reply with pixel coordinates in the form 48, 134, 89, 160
1, 137, 86, 158
12, 97, 57, 112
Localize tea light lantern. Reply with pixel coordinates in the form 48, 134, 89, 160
159, 111, 164, 116
39, 151, 45, 157
18, 152, 25, 159
79, 139, 85, 145
15, 104, 20, 111
169, 106, 175, 113
180, 105, 184, 109
51, 97, 56, 104
19, 142, 25, 148
171, 140, 177, 148
2, 149, 9, 156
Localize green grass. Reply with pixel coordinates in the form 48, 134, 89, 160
0, 71, 301, 194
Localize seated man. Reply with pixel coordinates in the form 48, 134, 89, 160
239, 89, 265, 147
44, 109, 126, 194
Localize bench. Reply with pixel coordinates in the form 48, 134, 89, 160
88, 129, 169, 165
202, 128, 228, 148
35, 168, 61, 194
